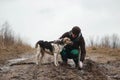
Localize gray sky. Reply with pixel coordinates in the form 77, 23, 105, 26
0, 0, 120, 46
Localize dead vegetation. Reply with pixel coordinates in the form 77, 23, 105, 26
0, 22, 32, 64
87, 34, 120, 63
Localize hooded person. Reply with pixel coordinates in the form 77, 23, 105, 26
60, 26, 86, 69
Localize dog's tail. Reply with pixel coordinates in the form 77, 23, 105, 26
35, 41, 39, 48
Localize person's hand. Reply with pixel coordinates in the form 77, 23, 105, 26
78, 61, 83, 69
66, 41, 73, 46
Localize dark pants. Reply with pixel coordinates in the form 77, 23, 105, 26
60, 48, 79, 66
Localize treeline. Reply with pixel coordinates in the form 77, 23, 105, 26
0, 22, 31, 51
87, 34, 120, 49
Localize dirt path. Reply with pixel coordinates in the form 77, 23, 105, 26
0, 52, 120, 80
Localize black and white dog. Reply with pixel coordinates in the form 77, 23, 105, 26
35, 37, 72, 66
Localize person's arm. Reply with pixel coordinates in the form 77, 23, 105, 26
79, 36, 86, 62
59, 32, 69, 39
53, 32, 70, 44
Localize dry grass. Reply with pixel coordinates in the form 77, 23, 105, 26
87, 34, 120, 62
0, 44, 33, 65
0, 22, 33, 64
86, 47, 120, 63
87, 47, 120, 54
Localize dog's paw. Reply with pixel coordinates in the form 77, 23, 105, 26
54, 63, 59, 66
55, 64, 58, 66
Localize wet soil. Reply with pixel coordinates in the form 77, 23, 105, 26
0, 52, 120, 80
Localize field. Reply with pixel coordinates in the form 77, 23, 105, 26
0, 47, 120, 80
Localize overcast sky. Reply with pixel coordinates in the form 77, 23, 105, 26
0, 0, 120, 46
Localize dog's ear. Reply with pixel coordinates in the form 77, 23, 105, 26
63, 37, 70, 42
62, 37, 66, 43
63, 37, 73, 45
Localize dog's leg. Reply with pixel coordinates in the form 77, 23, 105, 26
54, 53, 58, 66
56, 53, 59, 66
39, 49, 44, 65
36, 46, 40, 65
36, 51, 41, 65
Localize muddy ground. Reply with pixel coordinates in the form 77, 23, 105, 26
0, 51, 120, 80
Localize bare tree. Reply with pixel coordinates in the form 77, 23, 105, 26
1, 22, 15, 46
0, 21, 31, 50
100, 35, 110, 48
111, 34, 119, 49
88, 34, 120, 49
89, 36, 94, 47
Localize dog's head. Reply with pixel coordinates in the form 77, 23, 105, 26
62, 37, 73, 45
